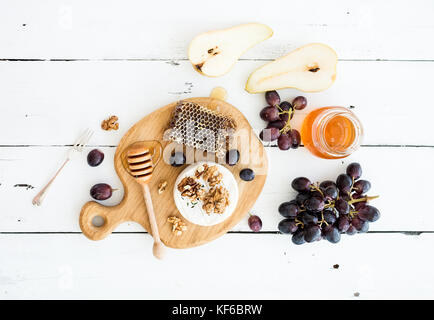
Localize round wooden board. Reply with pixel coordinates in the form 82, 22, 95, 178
79, 96, 268, 249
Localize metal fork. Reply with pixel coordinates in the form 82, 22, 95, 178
32, 128, 94, 206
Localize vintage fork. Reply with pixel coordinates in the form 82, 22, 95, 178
32, 128, 94, 206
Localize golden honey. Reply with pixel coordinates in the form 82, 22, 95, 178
301, 107, 363, 159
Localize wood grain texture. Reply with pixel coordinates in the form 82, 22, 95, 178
79, 97, 267, 248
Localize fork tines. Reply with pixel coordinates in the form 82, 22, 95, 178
74, 128, 94, 151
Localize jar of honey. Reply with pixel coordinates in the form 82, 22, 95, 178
301, 107, 363, 159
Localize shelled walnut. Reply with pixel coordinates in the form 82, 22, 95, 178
177, 177, 205, 201
202, 185, 230, 215
196, 164, 223, 187
167, 216, 187, 236
195, 164, 208, 179
157, 180, 167, 194
101, 115, 119, 131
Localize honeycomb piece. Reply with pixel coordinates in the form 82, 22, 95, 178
164, 101, 236, 158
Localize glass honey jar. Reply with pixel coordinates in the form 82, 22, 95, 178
301, 107, 363, 159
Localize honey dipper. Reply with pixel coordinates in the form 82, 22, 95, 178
126, 145, 165, 259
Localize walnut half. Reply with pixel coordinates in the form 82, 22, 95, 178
101, 115, 119, 131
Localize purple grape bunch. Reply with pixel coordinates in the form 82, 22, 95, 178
278, 163, 380, 245
259, 90, 307, 150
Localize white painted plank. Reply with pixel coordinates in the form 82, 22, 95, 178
0, 233, 432, 299
0, 146, 432, 231
0, 0, 433, 60
1, 60, 434, 146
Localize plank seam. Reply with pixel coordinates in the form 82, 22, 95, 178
0, 231, 429, 235
1, 58, 434, 62
0, 144, 433, 148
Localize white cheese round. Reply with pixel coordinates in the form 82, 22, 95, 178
173, 161, 239, 226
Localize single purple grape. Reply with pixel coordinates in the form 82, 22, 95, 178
267, 120, 286, 130
346, 162, 362, 180
296, 192, 310, 206
248, 215, 262, 232
323, 225, 341, 243
346, 224, 357, 235
277, 134, 291, 150
336, 174, 353, 193
351, 216, 369, 232
90, 183, 113, 200
353, 180, 371, 194
357, 205, 380, 222
335, 198, 350, 215
278, 219, 298, 234
259, 127, 281, 142
265, 90, 281, 106
305, 196, 325, 212
324, 185, 338, 200
292, 229, 305, 245
339, 191, 351, 202
337, 215, 350, 233
319, 180, 336, 190
260, 106, 280, 122
292, 96, 307, 110
225, 149, 240, 166
278, 201, 299, 218
291, 177, 311, 192
323, 210, 337, 224
87, 149, 104, 167
304, 224, 321, 243
288, 129, 301, 149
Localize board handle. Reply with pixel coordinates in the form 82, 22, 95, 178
79, 201, 127, 240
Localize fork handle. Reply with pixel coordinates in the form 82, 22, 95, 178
142, 183, 165, 260
32, 158, 69, 206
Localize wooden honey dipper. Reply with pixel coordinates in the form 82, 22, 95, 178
126, 145, 165, 259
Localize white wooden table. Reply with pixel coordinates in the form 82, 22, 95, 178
1, 0, 434, 299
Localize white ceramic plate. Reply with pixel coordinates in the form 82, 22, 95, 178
173, 161, 239, 226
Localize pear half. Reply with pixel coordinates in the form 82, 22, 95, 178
188, 23, 273, 77
246, 43, 338, 93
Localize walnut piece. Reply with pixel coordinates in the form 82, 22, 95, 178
177, 177, 205, 201
167, 216, 188, 236
195, 164, 208, 178
202, 185, 230, 215
157, 180, 167, 194
197, 165, 223, 187
101, 115, 119, 131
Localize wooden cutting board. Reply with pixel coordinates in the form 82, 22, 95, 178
79, 91, 268, 248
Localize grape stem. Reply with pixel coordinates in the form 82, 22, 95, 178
310, 183, 324, 197
348, 195, 379, 205
295, 218, 304, 228
349, 210, 358, 219
277, 105, 294, 134
318, 211, 329, 227
350, 177, 355, 193
324, 200, 335, 209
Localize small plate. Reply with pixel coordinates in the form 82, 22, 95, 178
173, 161, 239, 226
